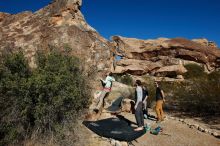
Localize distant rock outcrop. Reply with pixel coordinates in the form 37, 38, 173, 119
192, 38, 218, 48
111, 36, 220, 79
0, 0, 111, 72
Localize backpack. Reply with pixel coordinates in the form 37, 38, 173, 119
135, 87, 148, 102
150, 126, 162, 135
142, 87, 148, 101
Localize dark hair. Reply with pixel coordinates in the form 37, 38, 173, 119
142, 85, 147, 90
108, 72, 113, 76
155, 81, 160, 87
135, 80, 142, 86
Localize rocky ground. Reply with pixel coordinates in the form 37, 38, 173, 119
82, 109, 220, 146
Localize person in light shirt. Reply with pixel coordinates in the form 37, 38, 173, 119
94, 72, 115, 112
134, 80, 144, 131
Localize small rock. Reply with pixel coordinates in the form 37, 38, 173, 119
208, 131, 212, 134
101, 137, 108, 141
198, 126, 205, 132
186, 123, 190, 126
110, 139, 116, 145
173, 117, 177, 120
91, 134, 99, 138
204, 129, 209, 133
179, 119, 184, 122
115, 140, 122, 146
169, 117, 175, 120
212, 132, 219, 137
176, 75, 184, 79
120, 141, 128, 146
193, 124, 199, 129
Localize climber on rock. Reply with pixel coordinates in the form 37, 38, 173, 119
94, 72, 115, 113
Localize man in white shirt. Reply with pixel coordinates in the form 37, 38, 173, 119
134, 80, 144, 131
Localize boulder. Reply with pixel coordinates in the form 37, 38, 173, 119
108, 82, 134, 101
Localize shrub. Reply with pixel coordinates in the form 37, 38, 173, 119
183, 64, 207, 79
141, 75, 156, 108
0, 51, 90, 145
159, 75, 220, 115
141, 72, 220, 115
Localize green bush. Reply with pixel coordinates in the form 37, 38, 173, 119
0, 51, 90, 145
183, 64, 207, 79
141, 72, 220, 115
141, 76, 156, 108
158, 74, 220, 115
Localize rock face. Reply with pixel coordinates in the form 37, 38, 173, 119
1, 0, 220, 80
0, 0, 111, 72
112, 36, 220, 78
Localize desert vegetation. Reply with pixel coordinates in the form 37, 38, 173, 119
0, 50, 90, 145
142, 64, 220, 115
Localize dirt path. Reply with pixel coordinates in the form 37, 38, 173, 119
133, 118, 220, 146
82, 111, 220, 146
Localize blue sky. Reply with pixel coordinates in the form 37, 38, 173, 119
0, 0, 220, 46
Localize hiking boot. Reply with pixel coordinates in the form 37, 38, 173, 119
156, 120, 161, 124
144, 125, 151, 132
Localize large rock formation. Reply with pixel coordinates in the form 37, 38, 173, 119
1, 0, 220, 80
112, 36, 220, 78
0, 0, 111, 72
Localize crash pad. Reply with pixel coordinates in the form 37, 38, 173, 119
106, 96, 123, 113
83, 117, 145, 142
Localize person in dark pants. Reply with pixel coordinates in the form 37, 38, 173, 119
134, 80, 144, 131
142, 86, 149, 119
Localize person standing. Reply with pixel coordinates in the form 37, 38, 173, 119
94, 72, 115, 112
134, 80, 144, 131
155, 81, 165, 122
